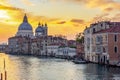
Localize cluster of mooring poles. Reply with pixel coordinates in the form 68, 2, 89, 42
0, 58, 7, 80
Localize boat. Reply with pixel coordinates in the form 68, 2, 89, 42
72, 59, 88, 64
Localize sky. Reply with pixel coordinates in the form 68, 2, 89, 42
1, 0, 120, 43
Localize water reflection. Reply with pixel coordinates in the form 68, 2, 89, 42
0, 53, 120, 80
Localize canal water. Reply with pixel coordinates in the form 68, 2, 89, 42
0, 53, 120, 80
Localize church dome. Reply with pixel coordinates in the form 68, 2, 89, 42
35, 23, 44, 32
18, 22, 32, 30
18, 14, 33, 31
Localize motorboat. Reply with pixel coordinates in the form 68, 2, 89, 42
72, 59, 88, 64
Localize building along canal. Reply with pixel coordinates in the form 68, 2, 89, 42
0, 53, 120, 80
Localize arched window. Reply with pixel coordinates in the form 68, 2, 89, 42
114, 46, 117, 53
93, 28, 95, 33
114, 34, 117, 42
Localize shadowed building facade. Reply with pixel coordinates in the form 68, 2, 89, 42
84, 21, 120, 66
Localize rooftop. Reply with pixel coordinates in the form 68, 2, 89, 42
94, 26, 120, 34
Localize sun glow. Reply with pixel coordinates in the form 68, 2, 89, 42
0, 10, 10, 19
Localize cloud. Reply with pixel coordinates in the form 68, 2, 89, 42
82, 0, 120, 12
103, 7, 114, 12
91, 13, 110, 23
0, 4, 23, 11
57, 21, 66, 24
86, 12, 120, 26
80, 0, 118, 12
0, 0, 10, 6
72, 23, 80, 27
0, 3, 25, 25
50, 0, 120, 12
21, 0, 35, 6
91, 12, 120, 22
71, 19, 84, 24
24, 14, 62, 25
109, 13, 120, 21
48, 18, 60, 22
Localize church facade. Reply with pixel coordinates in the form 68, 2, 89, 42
8, 14, 48, 55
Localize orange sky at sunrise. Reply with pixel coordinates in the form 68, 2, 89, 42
1, 0, 120, 43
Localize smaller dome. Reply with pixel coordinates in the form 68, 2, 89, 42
35, 26, 44, 32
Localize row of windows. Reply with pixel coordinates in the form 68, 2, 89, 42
92, 46, 118, 53
95, 34, 118, 42
86, 34, 118, 44
86, 35, 107, 44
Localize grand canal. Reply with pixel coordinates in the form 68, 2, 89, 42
0, 53, 120, 80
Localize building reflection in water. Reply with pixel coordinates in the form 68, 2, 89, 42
0, 53, 19, 80
84, 63, 120, 80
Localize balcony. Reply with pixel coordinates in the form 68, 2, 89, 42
96, 41, 102, 45
95, 51, 102, 55
95, 46, 102, 55
102, 52, 107, 55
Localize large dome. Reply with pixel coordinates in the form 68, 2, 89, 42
16, 14, 33, 37
18, 14, 33, 31
18, 22, 33, 30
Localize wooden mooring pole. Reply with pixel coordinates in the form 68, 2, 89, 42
4, 58, 7, 80
1, 73, 3, 80
5, 71, 7, 80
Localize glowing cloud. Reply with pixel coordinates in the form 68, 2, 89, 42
71, 19, 85, 24
0, 10, 10, 19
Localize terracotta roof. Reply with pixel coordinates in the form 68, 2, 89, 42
94, 26, 120, 34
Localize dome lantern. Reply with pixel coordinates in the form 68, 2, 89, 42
23, 14, 28, 23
